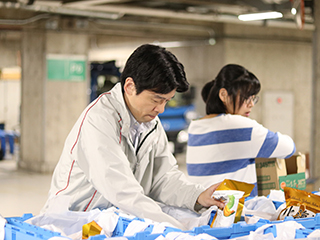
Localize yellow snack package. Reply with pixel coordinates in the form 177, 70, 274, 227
82, 220, 102, 239
215, 179, 255, 223
278, 187, 320, 220
210, 190, 244, 228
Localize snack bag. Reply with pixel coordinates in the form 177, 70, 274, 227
216, 179, 255, 223
82, 220, 102, 239
278, 187, 320, 220
210, 190, 244, 228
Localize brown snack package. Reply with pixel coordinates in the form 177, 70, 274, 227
278, 187, 320, 220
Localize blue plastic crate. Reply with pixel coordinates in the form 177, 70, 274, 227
254, 216, 320, 239
111, 216, 134, 237
258, 213, 320, 231
295, 228, 313, 239
6, 213, 34, 222
262, 223, 310, 239
199, 221, 258, 239
86, 213, 320, 240
111, 216, 154, 237
143, 225, 182, 240
293, 214, 320, 230
12, 212, 318, 240
87, 216, 150, 239
87, 235, 107, 240
89, 216, 182, 240
89, 227, 152, 240
4, 214, 65, 240
272, 200, 285, 209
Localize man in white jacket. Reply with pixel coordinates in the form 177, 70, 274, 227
42, 44, 224, 229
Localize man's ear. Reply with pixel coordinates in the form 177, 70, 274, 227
123, 77, 136, 96
219, 88, 228, 103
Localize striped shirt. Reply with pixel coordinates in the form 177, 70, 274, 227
186, 114, 296, 196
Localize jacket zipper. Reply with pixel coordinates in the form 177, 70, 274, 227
133, 122, 158, 174
136, 121, 158, 156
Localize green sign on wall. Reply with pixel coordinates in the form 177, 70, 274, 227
47, 54, 86, 81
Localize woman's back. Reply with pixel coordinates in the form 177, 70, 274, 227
186, 113, 295, 196
186, 64, 296, 197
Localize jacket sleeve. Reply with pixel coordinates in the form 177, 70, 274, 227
71, 109, 188, 229
251, 120, 296, 159
148, 122, 205, 211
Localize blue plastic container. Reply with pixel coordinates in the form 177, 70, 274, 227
89, 216, 182, 240
4, 214, 64, 240
8, 212, 320, 240
111, 216, 134, 237
198, 221, 258, 239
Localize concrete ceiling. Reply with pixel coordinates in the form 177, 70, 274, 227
0, 0, 314, 40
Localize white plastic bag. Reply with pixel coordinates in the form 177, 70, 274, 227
0, 215, 6, 240
26, 195, 119, 239
232, 221, 304, 240
243, 195, 286, 223
160, 203, 217, 230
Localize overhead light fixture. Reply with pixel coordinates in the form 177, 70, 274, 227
152, 38, 216, 48
153, 41, 184, 48
238, 11, 283, 21
290, 0, 305, 29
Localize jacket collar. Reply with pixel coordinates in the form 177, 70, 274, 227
108, 83, 158, 137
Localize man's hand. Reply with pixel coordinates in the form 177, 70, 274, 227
197, 183, 225, 209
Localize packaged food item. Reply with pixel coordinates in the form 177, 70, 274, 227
210, 190, 244, 228
216, 179, 255, 223
82, 220, 102, 239
278, 187, 320, 220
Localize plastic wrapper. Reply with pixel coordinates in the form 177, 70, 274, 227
244, 196, 278, 222
0, 215, 6, 240
210, 190, 244, 228
82, 220, 102, 239
215, 179, 255, 222
278, 187, 320, 220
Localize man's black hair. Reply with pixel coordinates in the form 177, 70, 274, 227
121, 44, 189, 94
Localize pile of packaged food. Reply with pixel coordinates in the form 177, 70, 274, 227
2, 179, 320, 240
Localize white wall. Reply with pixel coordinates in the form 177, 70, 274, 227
167, 24, 312, 155
223, 24, 312, 153
88, 23, 312, 155
0, 80, 21, 130
0, 22, 312, 171
0, 36, 21, 131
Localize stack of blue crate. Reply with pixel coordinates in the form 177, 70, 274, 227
5, 203, 320, 240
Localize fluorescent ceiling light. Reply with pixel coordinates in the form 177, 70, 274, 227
153, 41, 183, 48
152, 39, 216, 48
291, 8, 297, 15
238, 11, 283, 21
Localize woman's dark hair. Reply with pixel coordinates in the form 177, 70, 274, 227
202, 64, 261, 114
120, 44, 189, 94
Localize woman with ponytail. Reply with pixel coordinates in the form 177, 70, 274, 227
186, 64, 295, 196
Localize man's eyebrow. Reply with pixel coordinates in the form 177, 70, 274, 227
154, 94, 175, 101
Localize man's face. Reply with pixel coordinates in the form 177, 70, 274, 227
124, 78, 176, 123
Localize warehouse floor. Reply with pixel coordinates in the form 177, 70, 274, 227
0, 157, 52, 218
0, 152, 187, 218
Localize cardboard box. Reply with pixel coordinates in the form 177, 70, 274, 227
255, 153, 306, 196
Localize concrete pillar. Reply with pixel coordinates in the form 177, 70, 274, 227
311, 1, 320, 190
19, 30, 89, 173
20, 30, 46, 172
